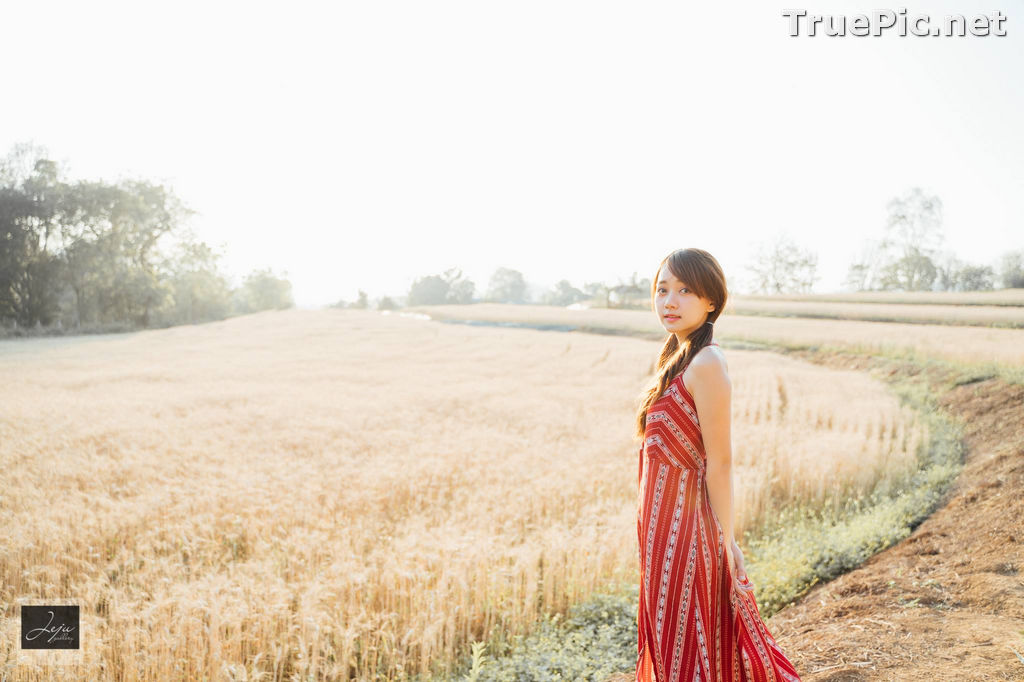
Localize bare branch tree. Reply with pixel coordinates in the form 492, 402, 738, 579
745, 233, 819, 294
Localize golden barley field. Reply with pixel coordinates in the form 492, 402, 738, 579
414, 303, 1024, 370
0, 308, 931, 680
725, 296, 1024, 327
735, 289, 1024, 306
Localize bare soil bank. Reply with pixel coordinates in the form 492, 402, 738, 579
757, 350, 1024, 681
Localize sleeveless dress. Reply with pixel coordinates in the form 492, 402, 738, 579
636, 342, 802, 682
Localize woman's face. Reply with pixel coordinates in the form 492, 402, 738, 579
655, 265, 714, 337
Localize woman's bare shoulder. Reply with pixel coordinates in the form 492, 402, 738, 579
693, 343, 728, 372
683, 345, 730, 396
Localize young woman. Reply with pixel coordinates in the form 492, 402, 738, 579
635, 248, 802, 681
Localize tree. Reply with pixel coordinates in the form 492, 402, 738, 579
406, 267, 475, 305
407, 274, 450, 305
746, 233, 819, 294
875, 188, 942, 292
844, 239, 886, 291
541, 279, 587, 307
443, 268, 476, 304
0, 151, 67, 325
607, 272, 648, 308
998, 249, 1024, 288
233, 268, 293, 313
583, 281, 611, 308
881, 187, 944, 257
878, 246, 937, 291
0, 141, 199, 328
107, 180, 194, 326
934, 253, 964, 292
156, 234, 232, 325
956, 265, 995, 291
485, 267, 527, 303
1, 141, 317, 332
934, 252, 995, 292
846, 187, 944, 292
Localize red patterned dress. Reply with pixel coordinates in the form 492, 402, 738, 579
636, 342, 802, 681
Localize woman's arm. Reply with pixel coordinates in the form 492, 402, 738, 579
688, 351, 735, 547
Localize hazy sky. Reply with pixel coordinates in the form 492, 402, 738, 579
2, 1, 1022, 307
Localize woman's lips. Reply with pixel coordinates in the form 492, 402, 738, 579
664, 315, 679, 321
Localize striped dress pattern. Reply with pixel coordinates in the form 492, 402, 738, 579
636, 343, 802, 681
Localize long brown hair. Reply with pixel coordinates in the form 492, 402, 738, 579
634, 248, 728, 439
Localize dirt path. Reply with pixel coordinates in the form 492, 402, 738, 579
760, 352, 1024, 681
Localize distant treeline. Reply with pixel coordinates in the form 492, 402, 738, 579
339, 187, 1024, 310
0, 143, 293, 336
333, 266, 631, 311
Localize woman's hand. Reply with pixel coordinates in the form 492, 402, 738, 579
728, 539, 755, 596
